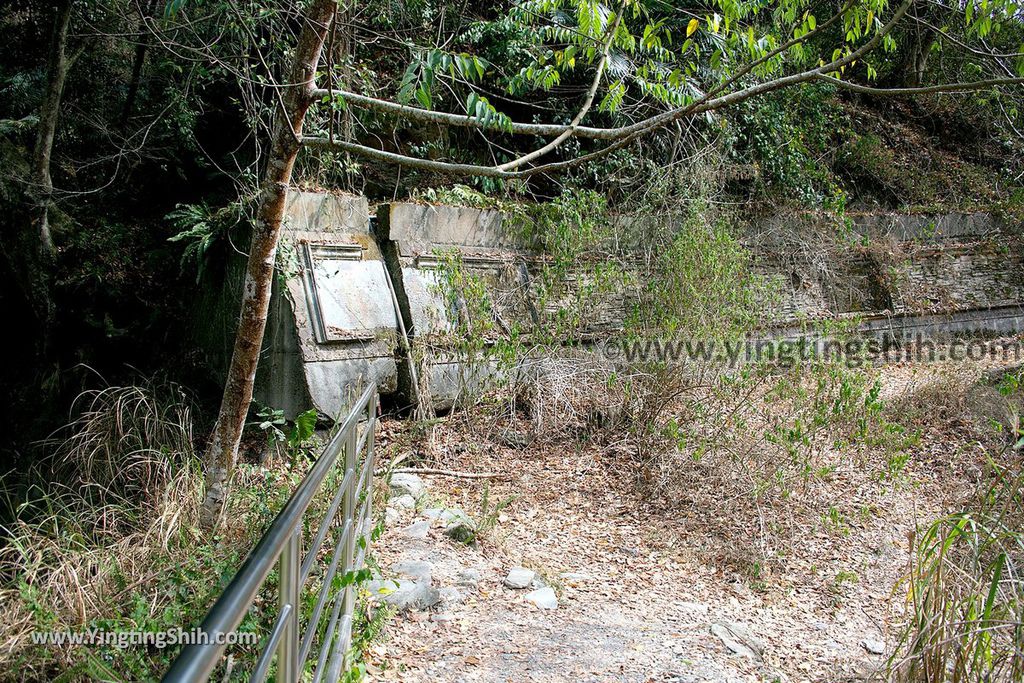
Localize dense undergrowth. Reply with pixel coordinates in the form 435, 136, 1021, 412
427, 332, 1024, 679
0, 382, 388, 682
723, 84, 1024, 214
890, 463, 1024, 682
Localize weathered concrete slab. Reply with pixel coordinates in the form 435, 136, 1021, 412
383, 202, 515, 257
285, 190, 371, 238
377, 203, 551, 409
851, 211, 1007, 241
302, 357, 397, 419
399, 266, 451, 337
265, 192, 399, 418
303, 246, 397, 343
747, 210, 1015, 246
901, 245, 1024, 311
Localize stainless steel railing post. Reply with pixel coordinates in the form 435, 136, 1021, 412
364, 401, 377, 545
341, 425, 359, 665
325, 423, 360, 679
277, 527, 301, 682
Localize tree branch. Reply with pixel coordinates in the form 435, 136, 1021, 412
305, 0, 920, 177
303, 136, 514, 176
311, 86, 622, 138
496, 3, 624, 171
702, 0, 858, 103
818, 74, 1024, 95
909, 15, 1024, 60
310, 0, 856, 143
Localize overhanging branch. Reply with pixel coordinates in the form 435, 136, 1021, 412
819, 74, 1024, 95
497, 3, 625, 171
309, 0, 858, 143
303, 136, 517, 177
309, 87, 621, 139
307, 0, 1006, 179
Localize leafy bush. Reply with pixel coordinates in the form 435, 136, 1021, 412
724, 82, 846, 205
167, 201, 248, 282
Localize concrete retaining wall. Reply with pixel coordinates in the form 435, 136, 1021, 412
201, 198, 1024, 418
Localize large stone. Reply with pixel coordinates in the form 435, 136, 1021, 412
393, 560, 433, 582
503, 567, 536, 589
438, 586, 464, 608
423, 507, 471, 524
710, 621, 764, 661
365, 579, 440, 611
392, 494, 417, 510
401, 520, 431, 539
389, 473, 426, 499
524, 586, 558, 609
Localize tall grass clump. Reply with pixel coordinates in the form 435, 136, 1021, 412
889, 463, 1024, 682
51, 383, 196, 518
0, 380, 208, 680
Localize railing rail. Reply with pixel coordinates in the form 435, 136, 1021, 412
164, 383, 379, 683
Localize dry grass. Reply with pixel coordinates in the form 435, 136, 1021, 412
48, 383, 196, 513
882, 366, 1024, 681
888, 464, 1024, 682
450, 349, 1023, 584
370, 350, 1024, 682
0, 381, 205, 678
0, 378, 380, 681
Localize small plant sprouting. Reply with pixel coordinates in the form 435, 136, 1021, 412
474, 481, 516, 541
447, 482, 517, 546
252, 406, 319, 465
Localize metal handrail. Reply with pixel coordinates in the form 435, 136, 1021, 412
163, 383, 379, 683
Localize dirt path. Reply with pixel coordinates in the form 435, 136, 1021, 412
364, 425, 922, 682
362, 352, 1022, 682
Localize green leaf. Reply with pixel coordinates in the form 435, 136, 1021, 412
288, 409, 317, 447
415, 85, 432, 109
397, 60, 420, 104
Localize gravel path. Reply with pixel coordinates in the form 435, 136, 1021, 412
365, 430, 911, 682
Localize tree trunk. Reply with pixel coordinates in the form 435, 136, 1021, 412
12, 0, 74, 356
899, 26, 935, 87
200, 0, 338, 530
120, 0, 160, 126
34, 0, 73, 259
895, 2, 935, 87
